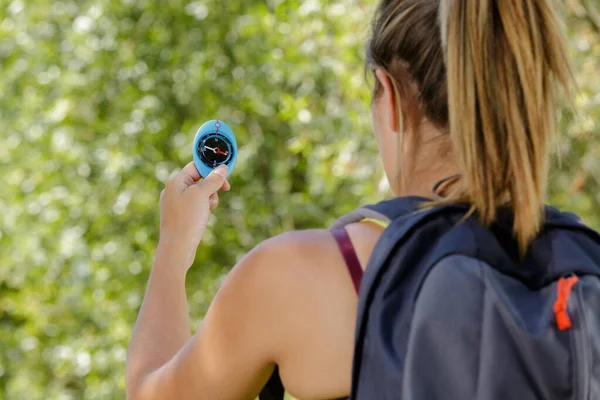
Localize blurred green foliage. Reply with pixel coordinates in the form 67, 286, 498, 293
0, 0, 599, 399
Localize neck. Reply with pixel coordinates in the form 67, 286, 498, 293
398, 122, 460, 199
402, 163, 461, 199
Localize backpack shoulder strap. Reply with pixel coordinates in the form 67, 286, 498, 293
329, 196, 432, 293
352, 204, 468, 396
329, 207, 392, 230
329, 196, 431, 230
356, 204, 468, 306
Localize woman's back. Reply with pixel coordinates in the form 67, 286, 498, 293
255, 221, 385, 399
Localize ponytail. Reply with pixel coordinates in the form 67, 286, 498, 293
439, 0, 574, 253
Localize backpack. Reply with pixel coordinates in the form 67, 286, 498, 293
337, 196, 600, 400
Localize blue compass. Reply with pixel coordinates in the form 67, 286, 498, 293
193, 120, 237, 178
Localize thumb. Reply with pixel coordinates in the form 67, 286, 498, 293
194, 165, 228, 195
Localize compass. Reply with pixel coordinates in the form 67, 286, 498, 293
199, 134, 233, 167
193, 120, 237, 178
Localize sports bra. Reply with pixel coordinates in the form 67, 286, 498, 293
259, 217, 389, 400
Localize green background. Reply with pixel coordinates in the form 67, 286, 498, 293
1, 0, 599, 398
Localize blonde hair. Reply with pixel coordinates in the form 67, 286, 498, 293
367, 0, 574, 253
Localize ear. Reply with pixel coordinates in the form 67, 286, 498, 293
374, 68, 400, 133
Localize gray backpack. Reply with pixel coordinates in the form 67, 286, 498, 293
349, 197, 600, 399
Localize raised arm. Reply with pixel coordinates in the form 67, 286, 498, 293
126, 162, 361, 400
125, 162, 278, 400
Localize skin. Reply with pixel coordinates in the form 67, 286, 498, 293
126, 69, 460, 400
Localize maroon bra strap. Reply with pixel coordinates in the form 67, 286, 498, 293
331, 227, 364, 294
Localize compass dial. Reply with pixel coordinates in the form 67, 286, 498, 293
198, 134, 234, 168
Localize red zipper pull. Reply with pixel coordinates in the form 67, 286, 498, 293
553, 276, 579, 331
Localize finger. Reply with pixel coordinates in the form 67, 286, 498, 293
167, 162, 202, 192
209, 192, 219, 210
193, 165, 228, 195
221, 179, 231, 191
181, 161, 202, 186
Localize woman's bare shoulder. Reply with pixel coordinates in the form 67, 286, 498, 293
229, 229, 355, 298
223, 223, 385, 314
234, 223, 385, 297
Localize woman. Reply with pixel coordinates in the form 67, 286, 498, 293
126, 0, 573, 399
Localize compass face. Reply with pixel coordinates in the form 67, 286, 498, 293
198, 134, 234, 168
